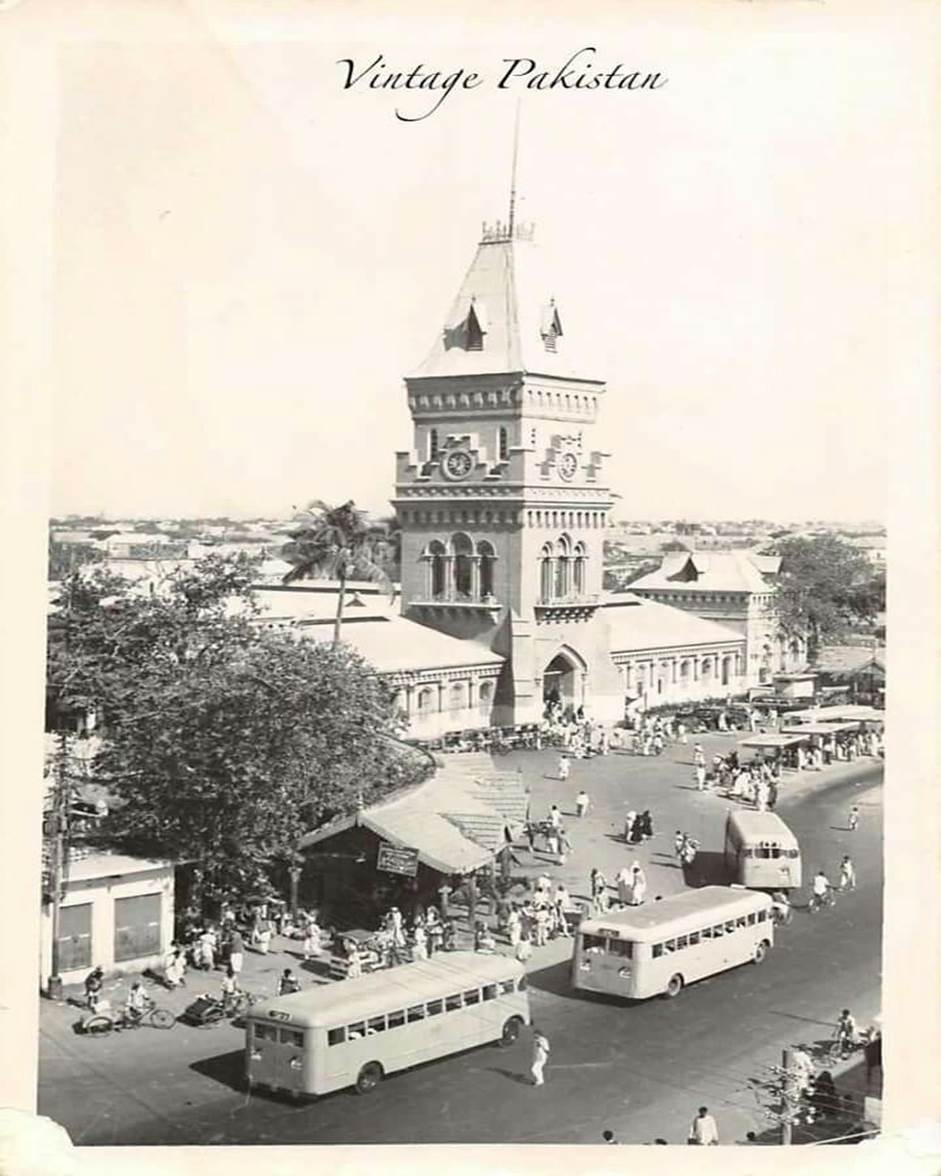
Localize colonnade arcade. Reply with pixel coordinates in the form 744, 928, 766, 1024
539, 533, 588, 603
391, 669, 500, 735
615, 647, 744, 701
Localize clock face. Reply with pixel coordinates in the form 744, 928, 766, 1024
443, 449, 473, 480
558, 451, 578, 481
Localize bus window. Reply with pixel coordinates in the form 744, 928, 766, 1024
724, 921, 735, 934
713, 924, 725, 938
388, 1009, 406, 1029
327, 1027, 345, 1047
757, 909, 767, 923
368, 1015, 387, 1033
427, 999, 444, 1016
663, 938, 677, 954
482, 985, 497, 1001
770, 847, 781, 859
348, 1021, 366, 1040
747, 912, 756, 926
608, 939, 632, 958
652, 944, 663, 959
582, 934, 606, 953
676, 934, 688, 950
280, 1028, 304, 1047
255, 1024, 278, 1042
688, 931, 700, 946
445, 993, 462, 1012
736, 916, 747, 929
464, 989, 481, 1006
407, 1005, 426, 1024
701, 926, 712, 940
499, 980, 515, 995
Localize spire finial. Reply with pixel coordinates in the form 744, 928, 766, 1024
507, 100, 521, 238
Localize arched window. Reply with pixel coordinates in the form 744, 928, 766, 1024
429, 428, 439, 461
426, 540, 446, 599
449, 682, 466, 714
573, 541, 587, 596
417, 687, 435, 713
477, 540, 496, 599
451, 532, 474, 598
680, 659, 691, 684
540, 543, 554, 603
498, 427, 509, 461
554, 535, 571, 599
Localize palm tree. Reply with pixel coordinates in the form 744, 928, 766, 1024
281, 500, 396, 644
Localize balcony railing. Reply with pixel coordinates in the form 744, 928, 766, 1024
412, 592, 501, 608
536, 592, 600, 608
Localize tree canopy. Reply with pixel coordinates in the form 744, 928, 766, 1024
768, 535, 885, 657
47, 555, 428, 910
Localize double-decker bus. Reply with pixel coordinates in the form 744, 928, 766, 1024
572, 886, 774, 1000
245, 952, 530, 1097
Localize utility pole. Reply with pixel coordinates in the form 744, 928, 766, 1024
780, 1048, 799, 1145
46, 729, 70, 1000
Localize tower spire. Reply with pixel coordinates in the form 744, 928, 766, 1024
507, 100, 521, 239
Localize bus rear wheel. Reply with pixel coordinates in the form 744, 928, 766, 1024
499, 1016, 523, 1047
664, 974, 684, 999
355, 1062, 384, 1095
753, 941, 769, 965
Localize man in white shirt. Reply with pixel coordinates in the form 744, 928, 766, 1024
688, 1106, 719, 1145
530, 1028, 550, 1087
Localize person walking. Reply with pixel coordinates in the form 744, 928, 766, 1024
530, 1028, 550, 1087
624, 810, 636, 843
839, 854, 856, 891
507, 905, 522, 948
674, 830, 686, 862
255, 922, 271, 957
693, 743, 705, 768
575, 789, 590, 818
515, 930, 533, 964
848, 805, 860, 831
302, 917, 321, 961
227, 929, 244, 978
558, 755, 570, 782
533, 905, 549, 947
688, 1106, 719, 1145
412, 924, 428, 961
677, 721, 688, 745
629, 863, 647, 906
615, 865, 632, 905
695, 763, 707, 792
84, 965, 104, 1011
549, 804, 562, 829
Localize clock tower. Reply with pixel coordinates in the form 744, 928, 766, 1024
392, 216, 623, 725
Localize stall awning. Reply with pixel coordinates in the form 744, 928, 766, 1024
780, 722, 864, 737
738, 734, 809, 749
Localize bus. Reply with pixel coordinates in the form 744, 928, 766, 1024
572, 886, 774, 1000
244, 951, 530, 1097
724, 809, 802, 890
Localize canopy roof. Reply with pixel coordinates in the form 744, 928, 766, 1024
738, 734, 808, 749
780, 722, 863, 736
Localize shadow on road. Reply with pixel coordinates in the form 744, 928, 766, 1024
486, 1066, 532, 1087
681, 850, 731, 888
190, 1049, 248, 1094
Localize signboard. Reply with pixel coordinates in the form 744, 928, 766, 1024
377, 843, 420, 877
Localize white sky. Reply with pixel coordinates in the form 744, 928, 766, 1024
45, 2, 895, 523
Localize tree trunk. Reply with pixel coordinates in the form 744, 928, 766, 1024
333, 569, 346, 645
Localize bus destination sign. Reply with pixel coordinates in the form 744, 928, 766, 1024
377, 844, 420, 877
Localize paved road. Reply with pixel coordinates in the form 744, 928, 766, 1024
39, 755, 882, 1146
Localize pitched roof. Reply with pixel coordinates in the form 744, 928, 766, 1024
409, 233, 601, 382
630, 550, 775, 594
812, 645, 886, 676
602, 593, 745, 653
300, 757, 529, 874
247, 586, 504, 674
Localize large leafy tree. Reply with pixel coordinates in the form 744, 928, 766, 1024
47, 555, 427, 912
769, 535, 884, 658
281, 500, 397, 643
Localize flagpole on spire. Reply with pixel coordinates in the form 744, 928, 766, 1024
507, 100, 521, 239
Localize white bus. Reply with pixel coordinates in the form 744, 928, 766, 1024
245, 951, 530, 1097
724, 810, 802, 890
572, 886, 774, 1000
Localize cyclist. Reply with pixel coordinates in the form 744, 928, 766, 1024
835, 1008, 857, 1053
810, 868, 832, 911
770, 890, 791, 924
124, 981, 149, 1026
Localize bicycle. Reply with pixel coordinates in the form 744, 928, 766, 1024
83, 996, 175, 1036
828, 1025, 873, 1065
807, 889, 836, 914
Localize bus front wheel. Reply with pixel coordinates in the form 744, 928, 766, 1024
664, 974, 684, 999
753, 941, 769, 964
355, 1062, 384, 1095
499, 1016, 523, 1047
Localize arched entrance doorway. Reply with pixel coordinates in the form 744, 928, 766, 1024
542, 649, 585, 715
